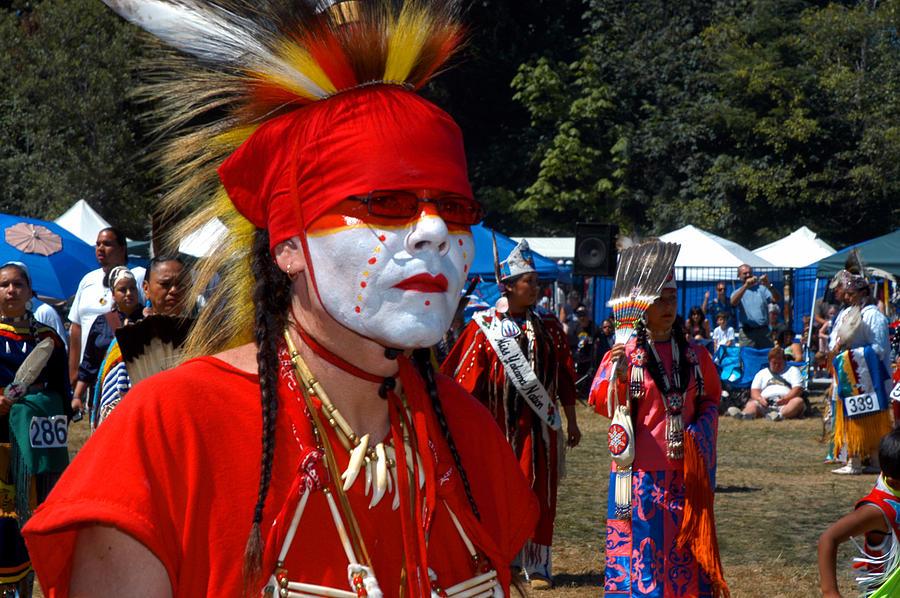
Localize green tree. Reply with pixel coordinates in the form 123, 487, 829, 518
511, 0, 900, 246
0, 0, 157, 237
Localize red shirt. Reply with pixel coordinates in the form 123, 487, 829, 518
24, 356, 537, 597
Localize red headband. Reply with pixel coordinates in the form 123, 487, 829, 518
218, 86, 472, 249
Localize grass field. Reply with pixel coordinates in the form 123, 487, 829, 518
46, 393, 875, 597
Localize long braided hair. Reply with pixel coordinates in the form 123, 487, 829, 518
411, 349, 480, 520
242, 229, 292, 592
633, 316, 704, 406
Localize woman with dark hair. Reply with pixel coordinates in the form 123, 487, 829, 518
686, 305, 711, 341
71, 266, 144, 418
442, 239, 581, 590
0, 262, 69, 598
23, 3, 537, 597
590, 266, 727, 597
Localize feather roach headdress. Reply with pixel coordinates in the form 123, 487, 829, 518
607, 241, 681, 344
101, 0, 468, 357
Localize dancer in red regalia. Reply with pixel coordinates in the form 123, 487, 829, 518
442, 239, 581, 590
22, 2, 538, 597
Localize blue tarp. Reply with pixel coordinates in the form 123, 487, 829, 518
469, 224, 560, 280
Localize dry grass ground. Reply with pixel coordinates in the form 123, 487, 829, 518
543, 394, 873, 597
39, 394, 874, 598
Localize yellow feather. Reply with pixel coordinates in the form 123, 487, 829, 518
384, 3, 431, 82
252, 39, 337, 100
211, 125, 259, 152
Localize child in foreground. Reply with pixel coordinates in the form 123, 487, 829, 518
818, 428, 900, 597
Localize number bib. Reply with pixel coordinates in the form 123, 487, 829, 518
841, 393, 882, 419
30, 415, 68, 449
890, 381, 900, 403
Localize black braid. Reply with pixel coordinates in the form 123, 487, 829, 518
411, 348, 480, 520
242, 230, 292, 592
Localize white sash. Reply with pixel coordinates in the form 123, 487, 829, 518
474, 309, 561, 430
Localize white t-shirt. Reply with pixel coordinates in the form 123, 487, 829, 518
711, 325, 735, 347
751, 365, 803, 402
67, 266, 146, 357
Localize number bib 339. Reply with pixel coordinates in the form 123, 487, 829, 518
30, 415, 68, 448
841, 393, 883, 419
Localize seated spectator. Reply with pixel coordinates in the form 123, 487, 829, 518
685, 305, 711, 340
767, 302, 781, 342
728, 346, 805, 421
711, 311, 735, 351
598, 318, 614, 363
775, 325, 804, 362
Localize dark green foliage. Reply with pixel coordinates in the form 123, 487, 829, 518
0, 0, 157, 237
510, 0, 900, 246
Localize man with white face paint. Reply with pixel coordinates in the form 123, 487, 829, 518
23, 3, 538, 598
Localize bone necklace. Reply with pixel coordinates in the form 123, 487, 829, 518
284, 331, 423, 509
276, 331, 503, 598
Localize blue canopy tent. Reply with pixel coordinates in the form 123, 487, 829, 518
461, 224, 561, 318
468, 224, 560, 280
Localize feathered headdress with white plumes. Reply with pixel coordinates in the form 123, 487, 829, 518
607, 241, 681, 345
101, 0, 465, 358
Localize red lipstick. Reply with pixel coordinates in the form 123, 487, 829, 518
394, 273, 449, 293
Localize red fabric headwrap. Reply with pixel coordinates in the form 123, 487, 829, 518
218, 86, 472, 249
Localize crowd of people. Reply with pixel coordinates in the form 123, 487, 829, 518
1, 2, 899, 598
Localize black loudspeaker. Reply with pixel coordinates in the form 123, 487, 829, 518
573, 222, 619, 277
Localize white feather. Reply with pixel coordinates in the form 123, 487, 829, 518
101, 0, 329, 98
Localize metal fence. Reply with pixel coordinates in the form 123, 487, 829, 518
588, 266, 821, 334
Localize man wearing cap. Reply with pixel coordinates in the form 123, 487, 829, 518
442, 239, 581, 590
731, 264, 781, 348
569, 304, 605, 399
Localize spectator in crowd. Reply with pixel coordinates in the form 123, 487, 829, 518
598, 318, 614, 362
67, 228, 145, 387
71, 267, 144, 415
93, 256, 190, 428
711, 311, 735, 352
731, 264, 781, 348
813, 295, 839, 346
685, 305, 711, 341
728, 346, 805, 421
570, 304, 604, 398
818, 305, 838, 354
702, 281, 733, 329
775, 325, 804, 362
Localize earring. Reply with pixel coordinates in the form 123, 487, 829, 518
286, 264, 298, 281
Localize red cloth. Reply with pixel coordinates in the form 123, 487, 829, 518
23, 356, 536, 597
218, 86, 473, 249
440, 309, 576, 546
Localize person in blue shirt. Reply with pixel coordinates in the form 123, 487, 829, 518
730, 264, 782, 348
702, 281, 734, 330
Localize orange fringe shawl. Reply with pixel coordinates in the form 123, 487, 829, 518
832, 399, 893, 458
676, 430, 730, 598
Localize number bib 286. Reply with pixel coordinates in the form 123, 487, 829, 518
29, 415, 68, 448
841, 393, 882, 419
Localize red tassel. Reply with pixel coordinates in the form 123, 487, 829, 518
676, 431, 729, 598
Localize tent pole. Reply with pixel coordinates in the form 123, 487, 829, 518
805, 279, 819, 384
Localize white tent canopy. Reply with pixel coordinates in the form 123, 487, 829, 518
752, 226, 836, 268
54, 199, 112, 245
510, 236, 575, 261
659, 225, 774, 280
179, 218, 227, 257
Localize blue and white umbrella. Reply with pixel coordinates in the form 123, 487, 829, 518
0, 214, 97, 300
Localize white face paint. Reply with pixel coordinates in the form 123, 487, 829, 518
304, 197, 475, 348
